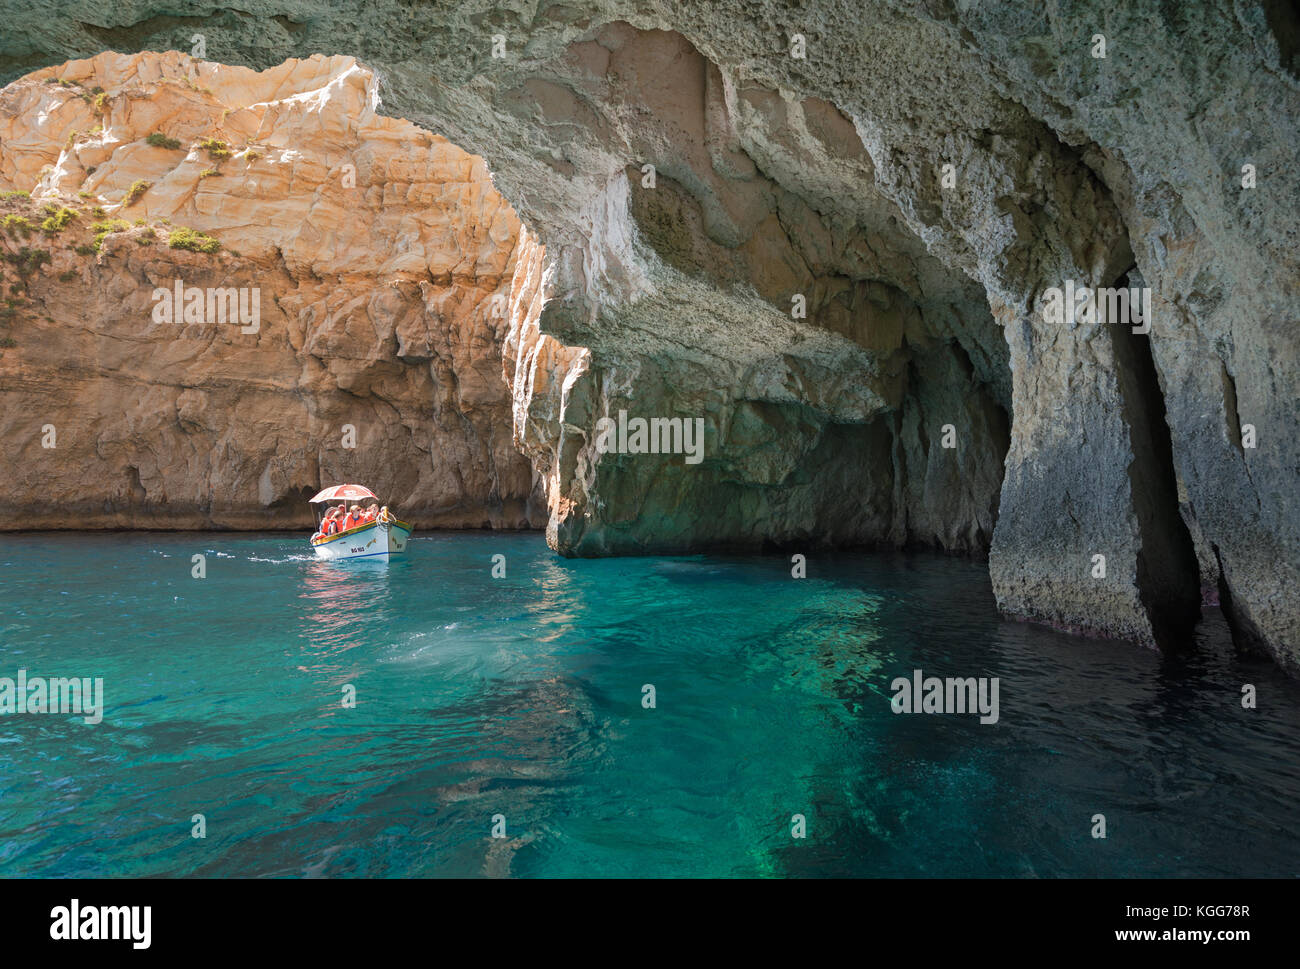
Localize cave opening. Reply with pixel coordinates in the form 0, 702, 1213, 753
0, 50, 548, 532
0, 26, 1021, 567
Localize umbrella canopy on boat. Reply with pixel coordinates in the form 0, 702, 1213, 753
309, 484, 379, 504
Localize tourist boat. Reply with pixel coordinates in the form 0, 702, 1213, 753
308, 484, 412, 561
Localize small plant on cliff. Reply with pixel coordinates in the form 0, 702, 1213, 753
58, 269, 77, 281
199, 168, 220, 179
122, 179, 150, 206
146, 132, 182, 150
39, 204, 77, 234
0, 337, 16, 348
89, 218, 130, 251
2, 215, 35, 239
0, 190, 31, 201
0, 296, 20, 327
168, 226, 221, 254
93, 91, 109, 113
91, 206, 106, 217
243, 148, 263, 163
77, 190, 92, 199
4, 247, 51, 282
74, 244, 97, 256
136, 227, 157, 245
194, 137, 231, 161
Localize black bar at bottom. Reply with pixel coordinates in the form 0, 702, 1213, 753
0, 877, 1286, 955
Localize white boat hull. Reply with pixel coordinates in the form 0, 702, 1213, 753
311, 519, 412, 562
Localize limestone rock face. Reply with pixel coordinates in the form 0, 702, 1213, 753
0, 2, 1297, 672
496, 27, 1009, 557
0, 52, 543, 530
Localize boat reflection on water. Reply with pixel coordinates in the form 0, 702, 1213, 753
297, 556, 402, 658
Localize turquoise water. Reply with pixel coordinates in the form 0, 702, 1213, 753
0, 531, 1297, 878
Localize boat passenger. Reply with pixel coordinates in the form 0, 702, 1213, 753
344, 505, 362, 530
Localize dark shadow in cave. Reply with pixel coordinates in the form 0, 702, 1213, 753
1109, 265, 1202, 651
1212, 543, 1271, 658
1262, 0, 1300, 78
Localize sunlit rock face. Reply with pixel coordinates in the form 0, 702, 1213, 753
1, 1, 1297, 672
0, 52, 542, 530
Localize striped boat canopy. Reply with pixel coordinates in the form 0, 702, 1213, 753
308, 484, 379, 504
